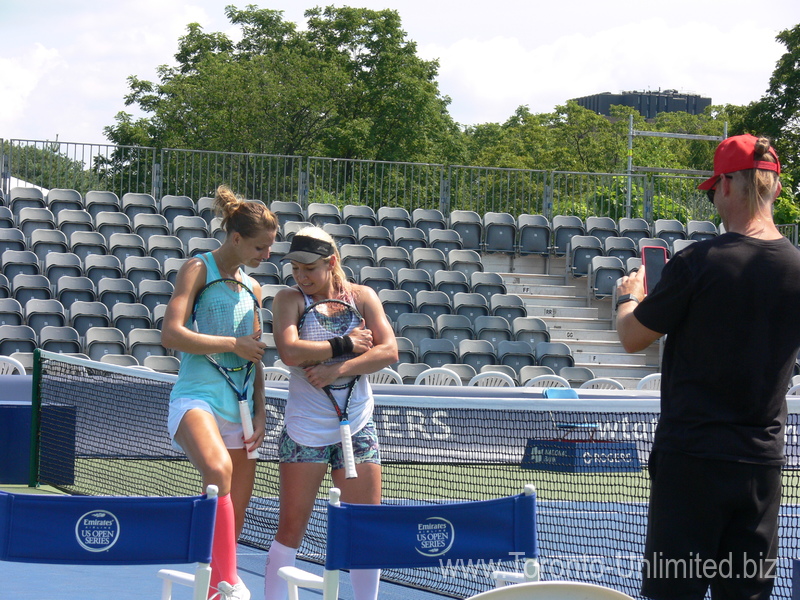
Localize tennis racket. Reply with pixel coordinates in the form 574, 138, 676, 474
298, 298, 363, 478
192, 278, 262, 460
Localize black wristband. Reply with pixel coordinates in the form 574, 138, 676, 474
341, 335, 354, 354
329, 336, 344, 357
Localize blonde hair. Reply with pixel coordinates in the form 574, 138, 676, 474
213, 186, 279, 238
293, 226, 353, 300
738, 137, 781, 218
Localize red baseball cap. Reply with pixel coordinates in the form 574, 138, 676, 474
697, 133, 781, 190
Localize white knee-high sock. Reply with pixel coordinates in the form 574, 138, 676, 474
264, 540, 297, 600
350, 569, 380, 600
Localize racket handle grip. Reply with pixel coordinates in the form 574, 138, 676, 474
239, 400, 259, 460
339, 421, 358, 479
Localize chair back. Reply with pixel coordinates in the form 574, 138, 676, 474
325, 486, 537, 571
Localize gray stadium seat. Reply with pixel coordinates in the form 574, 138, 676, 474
0, 298, 24, 326
447, 249, 483, 279
470, 271, 506, 299
17, 207, 56, 237
393, 227, 427, 253
458, 339, 497, 372
144, 355, 181, 374
412, 208, 446, 238
552, 215, 585, 257
124, 255, 163, 287
513, 317, 550, 347
159, 195, 196, 221
0, 228, 26, 254
109, 232, 146, 261
396, 362, 429, 385
433, 270, 470, 302
448, 210, 482, 251
245, 262, 281, 286
173, 215, 210, 250
376, 246, 411, 279
357, 225, 392, 254
84, 254, 123, 286
0, 324, 37, 354
84, 190, 121, 218
396, 268, 433, 296
307, 203, 342, 227
452, 292, 490, 320
517, 214, 551, 256
343, 205, 377, 230
359, 266, 395, 294
197, 197, 216, 224
559, 366, 596, 387
435, 314, 474, 346
98, 278, 137, 309
619, 217, 650, 245
604, 236, 638, 262
585, 216, 619, 244
340, 244, 375, 274
70, 231, 108, 261
589, 256, 625, 299
323, 223, 357, 247
378, 207, 412, 230
491, 294, 528, 322
44, 252, 83, 283
378, 289, 414, 325
427, 228, 463, 254
396, 312, 435, 352
394, 336, 417, 366
69, 301, 111, 337
687, 220, 718, 241
147, 234, 186, 266
100, 353, 140, 367
534, 341, 575, 372
58, 209, 94, 239
95, 210, 132, 242
483, 212, 516, 254
411, 247, 446, 280
138, 279, 174, 313
474, 315, 512, 345
122, 192, 158, 220
12, 273, 52, 304
24, 298, 67, 330
419, 338, 458, 368
85, 327, 127, 361
654, 219, 687, 247
187, 237, 221, 257
113, 303, 153, 335
497, 340, 536, 376
39, 325, 82, 354
30, 229, 68, 260
3, 249, 40, 279
270, 201, 305, 229
55, 276, 96, 308
9, 187, 45, 214
128, 328, 167, 364
133, 213, 171, 239
413, 290, 451, 320
0, 206, 15, 229
566, 235, 603, 277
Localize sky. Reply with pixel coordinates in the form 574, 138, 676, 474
1, 0, 798, 145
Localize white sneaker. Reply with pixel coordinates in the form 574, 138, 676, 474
215, 578, 251, 600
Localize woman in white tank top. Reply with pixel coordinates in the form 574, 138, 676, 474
265, 226, 398, 600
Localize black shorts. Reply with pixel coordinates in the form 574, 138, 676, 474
642, 450, 781, 600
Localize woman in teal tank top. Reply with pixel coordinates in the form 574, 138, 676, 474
161, 186, 278, 600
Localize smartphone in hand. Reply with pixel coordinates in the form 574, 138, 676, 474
642, 246, 668, 294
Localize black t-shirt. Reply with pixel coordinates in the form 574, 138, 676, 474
634, 233, 800, 464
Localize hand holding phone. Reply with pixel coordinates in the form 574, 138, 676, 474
642, 246, 668, 295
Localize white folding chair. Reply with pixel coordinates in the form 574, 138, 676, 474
279, 485, 539, 600
467, 580, 635, 599
636, 373, 662, 390
367, 367, 403, 384
0, 485, 218, 600
468, 371, 516, 387
0, 354, 26, 375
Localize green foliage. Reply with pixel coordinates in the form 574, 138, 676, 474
104, 5, 462, 164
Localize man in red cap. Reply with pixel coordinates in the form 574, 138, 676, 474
616, 134, 800, 599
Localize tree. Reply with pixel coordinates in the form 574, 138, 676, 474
104, 5, 463, 163
738, 23, 800, 199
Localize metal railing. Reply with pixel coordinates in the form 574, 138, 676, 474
1, 138, 730, 228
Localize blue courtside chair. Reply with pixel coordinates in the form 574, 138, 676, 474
279, 485, 539, 600
0, 485, 218, 600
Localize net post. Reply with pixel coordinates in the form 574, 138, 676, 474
28, 348, 44, 487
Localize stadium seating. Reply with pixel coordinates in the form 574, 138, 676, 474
412, 208, 446, 237
517, 214, 551, 256
483, 212, 516, 254
448, 210, 483, 250
434, 270, 470, 302
551, 215, 585, 256
393, 226, 427, 253
378, 206, 412, 230
159, 195, 196, 220
419, 338, 458, 368
414, 290, 452, 320
46, 188, 83, 214
427, 228, 463, 253
307, 202, 342, 227
85, 190, 121, 217
343, 204, 377, 229
436, 314, 474, 346
491, 294, 528, 322
0, 298, 24, 326
566, 235, 604, 277
474, 315, 512, 345
46, 252, 84, 286
585, 216, 619, 244
357, 225, 393, 254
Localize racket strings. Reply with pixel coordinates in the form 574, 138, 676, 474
194, 279, 261, 370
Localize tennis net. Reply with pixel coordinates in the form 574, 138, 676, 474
30, 350, 800, 599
